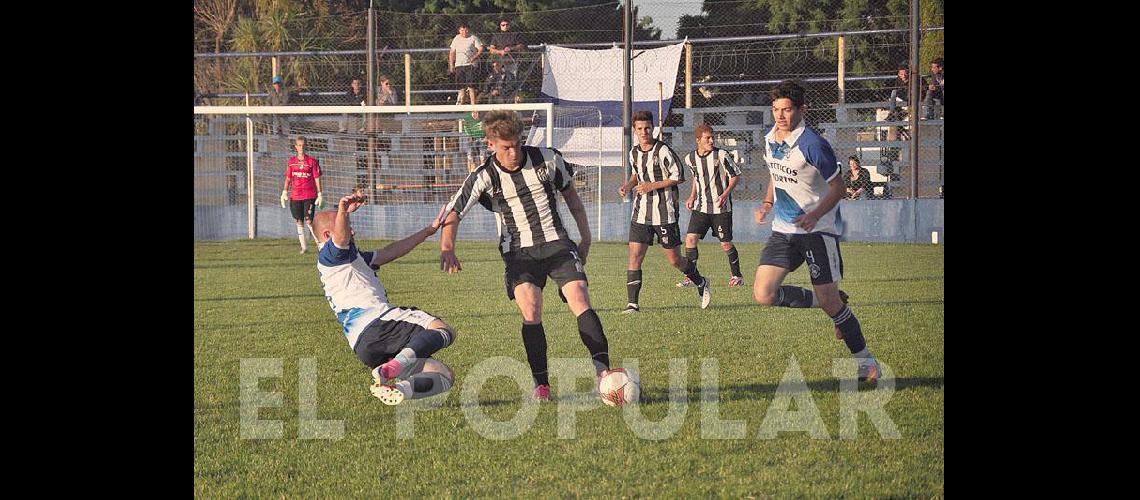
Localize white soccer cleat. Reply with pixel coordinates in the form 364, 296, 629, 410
697, 278, 712, 309
370, 382, 405, 405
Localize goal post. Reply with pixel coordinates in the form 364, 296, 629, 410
193, 102, 604, 243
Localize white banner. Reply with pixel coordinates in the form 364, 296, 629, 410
541, 42, 686, 102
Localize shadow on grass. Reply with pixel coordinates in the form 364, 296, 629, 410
196, 293, 323, 302
430, 377, 943, 409
637, 377, 944, 405
195, 262, 313, 270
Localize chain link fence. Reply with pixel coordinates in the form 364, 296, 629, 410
195, 0, 944, 241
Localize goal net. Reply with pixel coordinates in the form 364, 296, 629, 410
194, 103, 603, 242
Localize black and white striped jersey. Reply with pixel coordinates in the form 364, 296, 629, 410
628, 140, 685, 225
444, 146, 574, 254
684, 147, 742, 214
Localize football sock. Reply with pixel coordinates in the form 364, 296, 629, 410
397, 328, 454, 367
521, 323, 549, 386
775, 285, 815, 308
576, 309, 610, 375
626, 270, 643, 305
726, 246, 742, 277
685, 246, 698, 265
296, 224, 307, 249
831, 305, 866, 353
682, 261, 703, 285
395, 371, 453, 400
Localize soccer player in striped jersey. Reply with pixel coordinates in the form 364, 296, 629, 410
618, 110, 711, 314
311, 193, 456, 406
439, 110, 615, 402
678, 123, 745, 289
753, 81, 881, 382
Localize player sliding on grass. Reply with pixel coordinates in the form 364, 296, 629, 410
753, 80, 880, 381
311, 193, 457, 405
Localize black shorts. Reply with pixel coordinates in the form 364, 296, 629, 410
628, 221, 682, 249
758, 231, 844, 285
502, 239, 587, 301
455, 65, 479, 87
289, 198, 317, 221
352, 307, 440, 368
686, 211, 734, 242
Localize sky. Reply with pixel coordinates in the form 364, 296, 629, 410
637, 0, 705, 40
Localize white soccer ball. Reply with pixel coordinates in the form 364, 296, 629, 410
597, 368, 640, 406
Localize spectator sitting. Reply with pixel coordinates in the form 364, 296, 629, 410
488, 18, 525, 80
888, 63, 911, 120
482, 61, 516, 104
340, 76, 367, 133
376, 74, 402, 105
843, 156, 872, 200
923, 57, 944, 119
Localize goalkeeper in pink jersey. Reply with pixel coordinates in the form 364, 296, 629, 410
280, 136, 324, 253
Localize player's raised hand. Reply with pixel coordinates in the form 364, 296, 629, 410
339, 193, 365, 213
440, 250, 462, 274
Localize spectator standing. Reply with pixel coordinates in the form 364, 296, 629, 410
923, 57, 944, 119
268, 75, 290, 135
449, 23, 484, 106
340, 76, 367, 133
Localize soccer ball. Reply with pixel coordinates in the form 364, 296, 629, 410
597, 368, 640, 406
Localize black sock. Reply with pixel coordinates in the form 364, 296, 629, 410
682, 261, 703, 285
831, 305, 866, 353
775, 285, 814, 308
521, 323, 549, 386
726, 246, 742, 277
685, 246, 698, 265
576, 309, 610, 375
406, 328, 453, 359
627, 270, 643, 304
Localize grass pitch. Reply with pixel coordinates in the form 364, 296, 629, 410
195, 239, 944, 496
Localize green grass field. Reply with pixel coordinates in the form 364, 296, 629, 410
194, 239, 943, 497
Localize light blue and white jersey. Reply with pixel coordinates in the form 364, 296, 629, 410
763, 121, 841, 235
316, 239, 390, 349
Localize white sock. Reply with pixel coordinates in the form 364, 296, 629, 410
296, 225, 307, 249
305, 222, 318, 244
394, 348, 418, 368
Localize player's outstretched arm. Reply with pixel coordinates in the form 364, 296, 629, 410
439, 211, 463, 273
561, 186, 591, 265
372, 217, 442, 268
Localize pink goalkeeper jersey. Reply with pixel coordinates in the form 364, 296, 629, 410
286, 156, 321, 200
